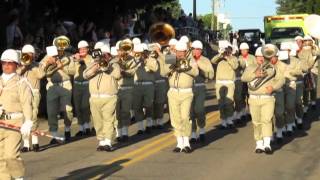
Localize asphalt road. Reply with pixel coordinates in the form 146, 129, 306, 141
22, 82, 320, 180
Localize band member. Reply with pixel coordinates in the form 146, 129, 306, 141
279, 42, 303, 137
236, 43, 256, 123
41, 37, 75, 144
211, 42, 238, 129
83, 44, 121, 151
71, 40, 93, 136
0, 49, 33, 180
168, 38, 178, 54
241, 45, 285, 154
132, 43, 158, 134
271, 45, 288, 143
151, 43, 168, 129
300, 36, 318, 111
116, 39, 138, 142
190, 40, 214, 143
17, 44, 45, 152
158, 40, 199, 153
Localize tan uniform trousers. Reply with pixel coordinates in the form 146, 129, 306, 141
116, 87, 133, 128
248, 96, 275, 141
46, 81, 73, 132
73, 83, 90, 125
90, 96, 117, 141
0, 119, 25, 180
274, 91, 285, 129
191, 85, 206, 131
296, 82, 304, 119
216, 82, 235, 120
285, 83, 297, 124
153, 81, 167, 120
133, 83, 154, 122
32, 91, 41, 130
168, 89, 193, 137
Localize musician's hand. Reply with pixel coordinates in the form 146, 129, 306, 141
255, 69, 265, 78
73, 53, 81, 60
265, 86, 273, 94
56, 60, 63, 69
46, 56, 56, 65
20, 120, 33, 137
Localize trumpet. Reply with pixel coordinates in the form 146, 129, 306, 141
21, 53, 33, 66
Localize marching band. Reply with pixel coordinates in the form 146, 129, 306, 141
0, 21, 319, 179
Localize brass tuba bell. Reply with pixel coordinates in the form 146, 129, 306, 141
305, 14, 320, 39
261, 44, 278, 60
149, 22, 175, 46
119, 39, 133, 53
53, 35, 70, 51
21, 53, 33, 66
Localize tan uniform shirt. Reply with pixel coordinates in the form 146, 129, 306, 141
159, 57, 199, 89
83, 60, 121, 96
40, 55, 75, 83
0, 74, 33, 121
193, 55, 214, 83
116, 56, 139, 87
282, 57, 303, 82
241, 62, 285, 95
17, 62, 46, 90
70, 55, 94, 82
211, 54, 239, 81
134, 57, 158, 83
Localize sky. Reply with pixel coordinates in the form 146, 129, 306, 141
179, 0, 278, 31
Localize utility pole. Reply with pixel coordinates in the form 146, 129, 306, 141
193, 0, 197, 20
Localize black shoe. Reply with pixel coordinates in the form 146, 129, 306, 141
297, 123, 303, 130
137, 130, 144, 135
182, 146, 192, 153
105, 145, 114, 152
131, 116, 136, 124
75, 131, 84, 137
49, 138, 59, 145
122, 135, 129, 142
220, 125, 228, 130
199, 134, 206, 143
21, 147, 31, 153
264, 147, 273, 155
255, 148, 264, 154
116, 137, 122, 142
240, 116, 246, 122
156, 125, 164, 129
173, 147, 182, 153
91, 128, 96, 136
189, 138, 197, 144
85, 128, 91, 136
32, 144, 40, 152
286, 131, 293, 137
276, 137, 283, 144
97, 146, 105, 151
227, 124, 235, 129
145, 127, 152, 134
247, 114, 252, 121
234, 118, 241, 125
65, 131, 71, 142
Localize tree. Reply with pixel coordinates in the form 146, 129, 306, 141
198, 13, 218, 30
276, 0, 320, 14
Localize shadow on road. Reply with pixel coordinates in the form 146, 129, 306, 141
56, 159, 129, 180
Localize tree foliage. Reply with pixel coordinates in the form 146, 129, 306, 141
276, 0, 320, 14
